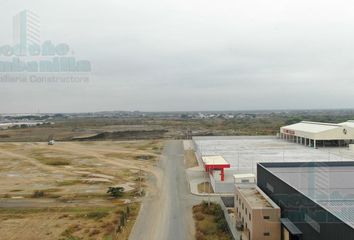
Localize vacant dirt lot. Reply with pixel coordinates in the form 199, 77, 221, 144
0, 140, 162, 240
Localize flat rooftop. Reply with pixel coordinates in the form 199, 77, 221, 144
202, 155, 229, 165
233, 173, 255, 179
194, 136, 354, 178
238, 187, 273, 208
260, 162, 354, 229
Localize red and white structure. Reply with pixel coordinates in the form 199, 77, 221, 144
202, 155, 230, 181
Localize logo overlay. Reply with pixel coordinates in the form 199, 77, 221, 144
0, 10, 91, 84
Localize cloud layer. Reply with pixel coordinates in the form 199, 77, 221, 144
1, 0, 354, 113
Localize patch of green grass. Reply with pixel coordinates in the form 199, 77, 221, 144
41, 157, 70, 166
30, 152, 71, 165
86, 210, 109, 220
0, 207, 114, 215
9, 189, 22, 192
56, 180, 82, 186
61, 236, 81, 240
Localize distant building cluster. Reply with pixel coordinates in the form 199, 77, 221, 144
0, 114, 55, 129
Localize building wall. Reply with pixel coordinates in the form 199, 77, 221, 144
235, 187, 280, 240
257, 164, 354, 240
252, 208, 280, 240
211, 175, 235, 192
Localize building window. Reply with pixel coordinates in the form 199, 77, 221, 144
249, 213, 251, 220
264, 232, 270, 236
241, 179, 250, 183
245, 208, 247, 214
305, 214, 320, 233
263, 216, 270, 220
266, 182, 274, 193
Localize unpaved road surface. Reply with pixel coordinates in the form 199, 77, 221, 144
129, 140, 199, 240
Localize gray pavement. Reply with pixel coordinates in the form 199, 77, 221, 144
129, 140, 200, 240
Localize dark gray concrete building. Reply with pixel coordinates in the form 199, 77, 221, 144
257, 161, 354, 240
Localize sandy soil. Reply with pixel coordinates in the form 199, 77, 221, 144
0, 140, 162, 240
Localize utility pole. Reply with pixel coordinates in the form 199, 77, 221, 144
208, 169, 211, 207
203, 170, 206, 193
237, 152, 240, 170
139, 166, 142, 196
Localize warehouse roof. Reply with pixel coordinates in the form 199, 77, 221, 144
341, 120, 354, 128
281, 121, 341, 133
260, 162, 354, 229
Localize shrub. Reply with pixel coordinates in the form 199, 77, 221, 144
107, 187, 124, 198
194, 212, 205, 221
87, 211, 109, 220
217, 219, 228, 232
193, 204, 203, 214
32, 190, 45, 198
46, 159, 70, 165
197, 220, 217, 235
89, 229, 100, 236
195, 231, 206, 240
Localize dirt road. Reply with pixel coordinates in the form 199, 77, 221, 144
129, 140, 199, 240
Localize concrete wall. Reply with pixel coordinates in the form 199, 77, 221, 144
211, 177, 235, 193
218, 197, 238, 240
251, 208, 280, 240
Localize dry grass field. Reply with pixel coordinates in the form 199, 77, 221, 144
193, 202, 232, 240
0, 140, 162, 240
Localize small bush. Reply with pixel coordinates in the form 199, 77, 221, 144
104, 223, 115, 234
193, 204, 203, 214
61, 224, 81, 237
48, 160, 69, 165
195, 231, 206, 240
194, 212, 205, 221
193, 202, 232, 239
87, 211, 109, 220
62, 236, 80, 240
134, 155, 154, 161
107, 187, 124, 198
32, 190, 45, 198
217, 219, 228, 232
197, 220, 217, 235
89, 229, 100, 236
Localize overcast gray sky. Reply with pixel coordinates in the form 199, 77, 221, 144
1, 0, 354, 113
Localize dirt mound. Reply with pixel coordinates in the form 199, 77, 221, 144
72, 130, 168, 141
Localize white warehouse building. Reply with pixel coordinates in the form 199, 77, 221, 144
280, 121, 354, 148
